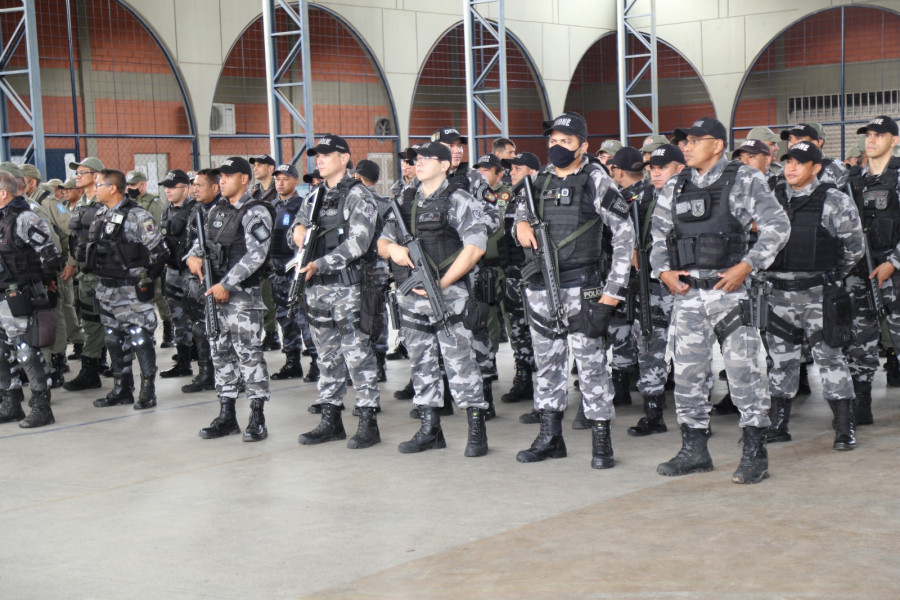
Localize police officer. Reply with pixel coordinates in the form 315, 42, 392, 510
745, 126, 783, 183
596, 139, 624, 166
514, 112, 635, 469
87, 170, 168, 410
249, 154, 281, 352
0, 169, 62, 428
385, 150, 418, 363
187, 157, 273, 442
780, 124, 848, 187
157, 169, 196, 379
378, 141, 492, 457
845, 115, 900, 425
56, 178, 85, 370
764, 141, 864, 451
651, 117, 790, 484
291, 135, 382, 449
640, 135, 671, 162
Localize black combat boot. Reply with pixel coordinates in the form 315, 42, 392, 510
408, 380, 455, 419
98, 347, 113, 378
398, 406, 446, 453
886, 348, 900, 387
516, 411, 567, 462
50, 353, 66, 388
132, 329, 157, 410
500, 361, 533, 403
133, 374, 157, 410
394, 378, 415, 401
591, 420, 614, 469
298, 403, 346, 445
347, 406, 381, 449
852, 379, 873, 425
375, 351, 387, 383
242, 398, 268, 442
829, 399, 857, 451
262, 330, 281, 351
464, 406, 488, 457
386, 341, 408, 360
303, 356, 320, 383
518, 408, 540, 424
20, 389, 54, 428
160, 344, 193, 378
93, 373, 134, 407
182, 359, 214, 393
63, 356, 102, 391
483, 380, 496, 421
199, 400, 241, 438
732, 426, 769, 484
271, 349, 303, 380
765, 396, 792, 442
352, 404, 381, 417
67, 342, 83, 361
657, 424, 714, 476
572, 401, 590, 430
611, 368, 633, 406
628, 393, 668, 436
0, 388, 25, 423
160, 320, 174, 349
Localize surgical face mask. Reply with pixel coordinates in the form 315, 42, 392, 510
126, 187, 141, 199
548, 144, 578, 168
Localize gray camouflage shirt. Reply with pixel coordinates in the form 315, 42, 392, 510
96, 197, 166, 278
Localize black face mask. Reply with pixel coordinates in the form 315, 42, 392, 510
126, 187, 141, 199
548, 144, 579, 168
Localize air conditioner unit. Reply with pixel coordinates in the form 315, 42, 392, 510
210, 103, 236, 135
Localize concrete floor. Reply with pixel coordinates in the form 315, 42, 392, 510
1, 342, 898, 599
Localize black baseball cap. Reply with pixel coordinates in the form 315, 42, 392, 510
542, 112, 588, 138
159, 169, 191, 187
410, 142, 452, 163
431, 128, 467, 145
643, 144, 686, 167
275, 164, 299, 178
217, 157, 253, 177
398, 146, 419, 164
307, 134, 351, 156
732, 139, 771, 159
780, 123, 819, 141
780, 141, 823, 164
474, 154, 503, 170
856, 115, 899, 136
353, 159, 380, 183
249, 154, 276, 166
501, 152, 541, 171
302, 169, 322, 184
674, 118, 727, 142
609, 147, 644, 172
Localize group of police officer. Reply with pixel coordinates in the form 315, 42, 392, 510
2, 111, 898, 486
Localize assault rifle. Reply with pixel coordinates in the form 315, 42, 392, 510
516, 175, 565, 331
388, 197, 453, 334
286, 187, 326, 318
193, 209, 220, 345
846, 182, 886, 318
631, 197, 653, 352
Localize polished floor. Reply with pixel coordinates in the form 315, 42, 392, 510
1, 341, 898, 599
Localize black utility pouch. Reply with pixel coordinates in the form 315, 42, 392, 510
822, 283, 854, 348
26, 307, 57, 348
569, 286, 612, 338
462, 297, 489, 331
474, 267, 499, 305
135, 277, 155, 302
359, 284, 386, 337
6, 288, 33, 317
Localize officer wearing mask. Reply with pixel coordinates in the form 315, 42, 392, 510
249, 154, 281, 353
87, 169, 168, 410
187, 157, 274, 442
0, 169, 62, 428
764, 142, 864, 451
651, 117, 790, 484
514, 112, 635, 470
291, 135, 383, 450
378, 142, 492, 457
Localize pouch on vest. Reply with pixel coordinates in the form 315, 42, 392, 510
822, 283, 854, 348
462, 297, 489, 331
5, 287, 32, 317
568, 286, 613, 338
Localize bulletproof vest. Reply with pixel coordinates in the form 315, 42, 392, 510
271, 194, 304, 259
252, 181, 277, 203
668, 161, 745, 270
392, 183, 463, 284
447, 164, 470, 190
86, 198, 150, 278
205, 197, 275, 287
530, 162, 606, 271
0, 202, 42, 285
503, 191, 525, 266
311, 175, 373, 265
68, 200, 103, 263
769, 182, 841, 272
161, 199, 195, 268
849, 157, 900, 258
482, 184, 512, 264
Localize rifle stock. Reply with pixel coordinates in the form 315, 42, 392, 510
631, 196, 653, 352
193, 209, 220, 346
846, 182, 885, 317
519, 175, 565, 330
286, 187, 326, 318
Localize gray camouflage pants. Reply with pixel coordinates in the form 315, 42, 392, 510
210, 287, 270, 402
630, 279, 673, 396
164, 267, 193, 346
845, 269, 900, 383
501, 267, 534, 367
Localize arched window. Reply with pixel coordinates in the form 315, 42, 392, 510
409, 22, 549, 160
732, 6, 900, 158
1, 0, 196, 183
565, 33, 712, 149
212, 5, 399, 194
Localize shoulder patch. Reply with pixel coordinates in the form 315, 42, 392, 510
27, 225, 48, 246
600, 188, 630, 218
142, 219, 155, 233
56, 202, 67, 214
250, 219, 271, 242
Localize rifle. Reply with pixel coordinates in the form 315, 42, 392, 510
846, 182, 886, 318
631, 196, 653, 352
286, 187, 326, 318
516, 175, 565, 331
388, 197, 454, 335
193, 209, 220, 346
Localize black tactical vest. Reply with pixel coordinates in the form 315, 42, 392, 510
668, 161, 745, 270
447, 164, 470, 190
502, 191, 526, 266
205, 198, 275, 287
86, 199, 150, 278
161, 199, 195, 269
392, 183, 463, 284
530, 162, 607, 271
769, 182, 841, 272
310, 176, 375, 265
849, 158, 900, 259
68, 199, 103, 263
0, 203, 42, 285
271, 194, 304, 260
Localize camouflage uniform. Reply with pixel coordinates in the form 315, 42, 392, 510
499, 187, 534, 370
46, 196, 83, 349
818, 158, 849, 188
134, 191, 171, 325
69, 193, 105, 361
161, 198, 196, 347
269, 192, 313, 357
252, 180, 279, 340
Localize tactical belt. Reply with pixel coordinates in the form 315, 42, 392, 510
398, 306, 463, 334
309, 268, 362, 287
769, 274, 826, 292
527, 265, 597, 289
679, 275, 722, 290
99, 277, 138, 287
307, 305, 361, 332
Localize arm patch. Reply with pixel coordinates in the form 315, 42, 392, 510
27, 225, 48, 246
250, 219, 271, 242
601, 188, 630, 219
